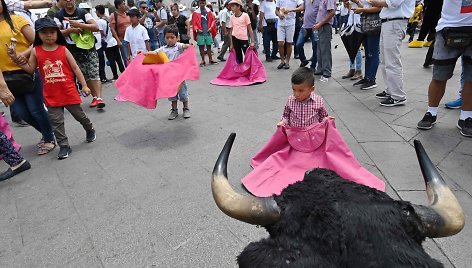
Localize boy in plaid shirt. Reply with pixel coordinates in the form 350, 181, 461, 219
278, 67, 328, 128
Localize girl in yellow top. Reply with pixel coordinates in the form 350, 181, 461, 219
0, 0, 56, 155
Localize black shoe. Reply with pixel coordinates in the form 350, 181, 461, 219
86, 129, 96, 142
112, 76, 119, 81
58, 146, 72, 160
0, 160, 31, 181
294, 54, 299, 59
100, 78, 111, 83
313, 71, 323, 75
360, 80, 377, 90
283, 64, 290, 69
417, 112, 437, 130
380, 97, 407, 107
277, 63, 286, 69
271, 55, 281, 60
266, 57, 273, 62
13, 119, 29, 127
375, 91, 391, 99
353, 78, 367, 86
457, 117, 472, 137
300, 61, 309, 67
217, 56, 226, 62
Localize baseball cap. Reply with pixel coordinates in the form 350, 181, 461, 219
34, 18, 59, 32
228, 0, 242, 6
78, 3, 91, 9
70, 31, 95, 49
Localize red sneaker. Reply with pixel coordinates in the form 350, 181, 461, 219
96, 98, 106, 109
89, 98, 98, 108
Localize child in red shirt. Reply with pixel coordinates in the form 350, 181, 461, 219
9, 18, 96, 160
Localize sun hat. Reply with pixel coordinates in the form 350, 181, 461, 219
34, 18, 59, 31
228, 0, 242, 6
70, 31, 95, 49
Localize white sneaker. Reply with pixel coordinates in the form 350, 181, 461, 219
319, 76, 329, 82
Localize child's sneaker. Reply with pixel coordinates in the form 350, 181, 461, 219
168, 108, 178, 120
183, 108, 191, 119
96, 98, 106, 109
57, 146, 72, 160
86, 129, 96, 142
445, 98, 462, 109
90, 97, 98, 108
319, 76, 329, 82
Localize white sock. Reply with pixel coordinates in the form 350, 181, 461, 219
427, 107, 438, 116
460, 110, 472, 120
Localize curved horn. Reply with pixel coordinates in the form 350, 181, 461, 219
211, 133, 281, 226
412, 140, 465, 238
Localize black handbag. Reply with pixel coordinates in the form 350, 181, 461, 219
442, 27, 472, 48
361, 12, 381, 35
180, 34, 190, 44
265, 18, 277, 33
2, 70, 35, 96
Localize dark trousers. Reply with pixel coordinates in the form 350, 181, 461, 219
363, 34, 380, 81
218, 28, 231, 59
418, 0, 443, 41
296, 28, 317, 69
316, 24, 333, 77
0, 131, 23, 167
263, 26, 278, 58
105, 45, 125, 79
97, 47, 107, 80
407, 22, 418, 42
232, 36, 249, 64
293, 26, 301, 56
48, 104, 93, 147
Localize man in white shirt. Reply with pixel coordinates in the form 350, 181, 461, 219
275, 0, 303, 69
155, 0, 167, 47
417, 0, 472, 137
259, 0, 279, 62
370, 0, 415, 107
217, 0, 232, 61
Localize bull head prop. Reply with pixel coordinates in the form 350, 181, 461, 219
212, 133, 465, 267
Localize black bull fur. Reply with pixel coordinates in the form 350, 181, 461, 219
237, 168, 442, 268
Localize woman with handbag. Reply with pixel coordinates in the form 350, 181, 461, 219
353, 0, 382, 90
0, 0, 56, 155
168, 3, 191, 44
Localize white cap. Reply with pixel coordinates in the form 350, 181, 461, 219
253, 0, 260, 5
78, 3, 91, 9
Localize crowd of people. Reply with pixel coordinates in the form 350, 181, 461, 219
0, 0, 470, 182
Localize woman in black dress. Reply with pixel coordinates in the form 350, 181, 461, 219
167, 3, 191, 44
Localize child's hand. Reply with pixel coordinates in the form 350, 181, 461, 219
82, 86, 91, 96
277, 121, 285, 127
249, 42, 254, 47
328, 116, 335, 120
143, 51, 157, 55
5, 44, 17, 59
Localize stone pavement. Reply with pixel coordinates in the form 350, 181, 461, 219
0, 36, 470, 267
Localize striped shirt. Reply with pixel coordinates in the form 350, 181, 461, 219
281, 92, 328, 128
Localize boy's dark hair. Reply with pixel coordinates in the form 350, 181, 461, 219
95, 5, 105, 15
114, 0, 124, 8
291, 67, 315, 86
128, 8, 140, 17
155, 0, 162, 3
163, 24, 179, 36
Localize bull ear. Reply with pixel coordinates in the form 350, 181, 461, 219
412, 140, 465, 238
211, 133, 281, 226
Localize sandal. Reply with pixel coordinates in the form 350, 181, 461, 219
209, 60, 219, 65
37, 138, 45, 148
277, 63, 286, 69
199, 61, 206, 67
37, 141, 56, 155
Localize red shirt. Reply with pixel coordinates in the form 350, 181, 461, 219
281, 92, 328, 128
35, 45, 81, 107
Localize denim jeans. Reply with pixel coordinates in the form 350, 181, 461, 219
158, 32, 166, 47
120, 39, 129, 67
150, 40, 159, 51
97, 47, 107, 80
363, 34, 380, 81
349, 49, 362, 71
263, 26, 278, 58
168, 81, 188, 102
296, 28, 317, 69
11, 70, 55, 143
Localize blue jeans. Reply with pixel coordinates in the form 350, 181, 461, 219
296, 28, 318, 69
363, 34, 380, 81
263, 26, 278, 58
11, 70, 54, 143
150, 40, 159, 51
120, 40, 129, 67
158, 32, 166, 47
168, 81, 188, 102
350, 49, 362, 70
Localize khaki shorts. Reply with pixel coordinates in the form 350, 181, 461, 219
432, 30, 472, 82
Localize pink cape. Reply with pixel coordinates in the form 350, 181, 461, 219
0, 116, 21, 160
210, 48, 266, 86
242, 118, 385, 197
115, 47, 200, 109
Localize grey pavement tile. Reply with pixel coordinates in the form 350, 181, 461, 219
422, 239, 454, 268
374, 103, 414, 116
390, 124, 420, 142
410, 133, 461, 165
438, 152, 472, 195
398, 190, 472, 268
374, 111, 402, 125
455, 139, 472, 156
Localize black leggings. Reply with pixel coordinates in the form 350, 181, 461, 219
105, 45, 125, 78
232, 36, 249, 64
418, 0, 443, 41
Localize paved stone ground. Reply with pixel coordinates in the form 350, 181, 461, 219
0, 35, 470, 267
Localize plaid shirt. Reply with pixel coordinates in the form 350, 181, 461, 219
281, 92, 328, 128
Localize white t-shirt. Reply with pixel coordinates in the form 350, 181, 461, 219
340, 5, 349, 16
124, 24, 150, 58
97, 18, 118, 48
276, 0, 303, 27
436, 0, 472, 32
156, 7, 168, 33
155, 43, 185, 61
260, 0, 277, 26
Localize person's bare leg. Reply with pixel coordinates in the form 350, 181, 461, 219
278, 41, 285, 64
207, 44, 214, 62
171, 100, 178, 109
87, 80, 102, 98
199, 45, 206, 63
183, 101, 189, 108
428, 79, 447, 107
462, 81, 472, 111
285, 43, 292, 65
